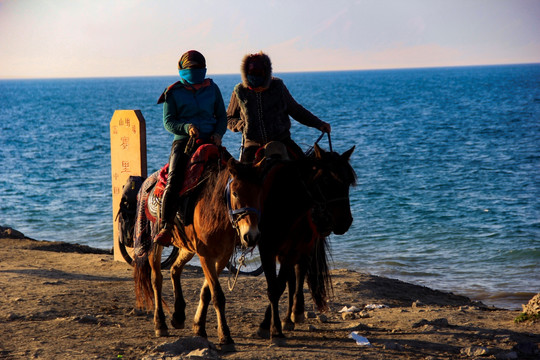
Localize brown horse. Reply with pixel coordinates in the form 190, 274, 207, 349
257, 144, 356, 343
132, 155, 262, 351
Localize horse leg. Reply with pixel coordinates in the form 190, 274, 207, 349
291, 261, 307, 325
149, 247, 168, 337
282, 267, 297, 331
257, 252, 276, 339
170, 248, 194, 329
198, 257, 235, 350
193, 279, 211, 339
259, 257, 289, 343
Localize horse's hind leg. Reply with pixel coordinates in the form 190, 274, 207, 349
149, 247, 168, 337
170, 247, 194, 329
291, 262, 307, 325
282, 267, 297, 331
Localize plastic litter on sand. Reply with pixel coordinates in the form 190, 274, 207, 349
349, 331, 371, 346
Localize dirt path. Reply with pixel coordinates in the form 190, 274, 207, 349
0, 235, 538, 359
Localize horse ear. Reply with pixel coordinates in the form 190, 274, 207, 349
341, 146, 355, 161
227, 158, 239, 177
314, 144, 325, 159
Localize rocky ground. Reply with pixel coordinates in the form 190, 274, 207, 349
0, 228, 538, 359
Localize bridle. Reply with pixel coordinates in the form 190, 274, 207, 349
304, 132, 352, 231
225, 177, 261, 230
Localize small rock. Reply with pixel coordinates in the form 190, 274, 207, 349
383, 342, 403, 351
412, 319, 429, 328
42, 280, 65, 285
412, 318, 449, 329
317, 314, 328, 323
431, 318, 449, 327
521, 293, 540, 316
186, 348, 215, 358
73, 315, 99, 324
127, 308, 146, 316
305, 311, 316, 319
460, 346, 490, 357
412, 300, 426, 308
357, 311, 371, 318
154, 337, 218, 358
6, 313, 21, 321
308, 325, 318, 332
342, 312, 356, 320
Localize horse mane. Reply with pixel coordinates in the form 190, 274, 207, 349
197, 160, 261, 227
197, 164, 229, 227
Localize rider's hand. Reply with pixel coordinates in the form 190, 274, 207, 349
211, 133, 222, 146
188, 125, 199, 138
319, 121, 331, 134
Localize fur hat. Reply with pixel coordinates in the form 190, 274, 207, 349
240, 51, 272, 88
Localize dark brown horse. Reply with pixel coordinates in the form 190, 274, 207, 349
132, 156, 263, 351
257, 144, 356, 343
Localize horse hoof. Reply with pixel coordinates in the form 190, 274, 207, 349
271, 336, 286, 347
219, 342, 236, 353
256, 328, 270, 339
282, 320, 295, 331
193, 327, 208, 339
155, 328, 168, 337
171, 318, 185, 329
292, 312, 305, 324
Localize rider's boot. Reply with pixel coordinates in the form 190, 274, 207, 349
154, 185, 178, 246
154, 148, 185, 247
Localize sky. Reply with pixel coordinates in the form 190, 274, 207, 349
1, 0, 539, 79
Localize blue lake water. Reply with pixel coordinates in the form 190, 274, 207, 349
1, 64, 539, 309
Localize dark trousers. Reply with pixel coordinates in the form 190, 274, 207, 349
161, 139, 189, 226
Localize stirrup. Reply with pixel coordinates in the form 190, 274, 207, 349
154, 226, 173, 247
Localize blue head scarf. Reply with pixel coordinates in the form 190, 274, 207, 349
178, 50, 207, 84
179, 68, 207, 84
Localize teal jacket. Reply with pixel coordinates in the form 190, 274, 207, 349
158, 79, 227, 142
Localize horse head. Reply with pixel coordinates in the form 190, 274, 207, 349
308, 144, 357, 236
226, 158, 263, 249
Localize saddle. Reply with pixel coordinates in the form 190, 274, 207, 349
254, 141, 291, 162
153, 144, 229, 225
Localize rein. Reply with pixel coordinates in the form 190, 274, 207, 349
225, 177, 261, 230
305, 131, 333, 156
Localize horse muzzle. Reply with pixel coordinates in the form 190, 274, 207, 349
239, 224, 260, 249
332, 214, 353, 235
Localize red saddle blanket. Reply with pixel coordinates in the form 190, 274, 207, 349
154, 144, 225, 198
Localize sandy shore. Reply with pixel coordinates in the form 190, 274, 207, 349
0, 231, 538, 359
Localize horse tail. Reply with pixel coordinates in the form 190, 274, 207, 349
132, 173, 160, 311
133, 249, 154, 310
306, 236, 334, 312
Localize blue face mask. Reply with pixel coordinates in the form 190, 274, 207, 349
247, 74, 266, 88
179, 68, 207, 84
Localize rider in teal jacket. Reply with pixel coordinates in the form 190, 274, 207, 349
161, 79, 227, 142
154, 50, 227, 246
